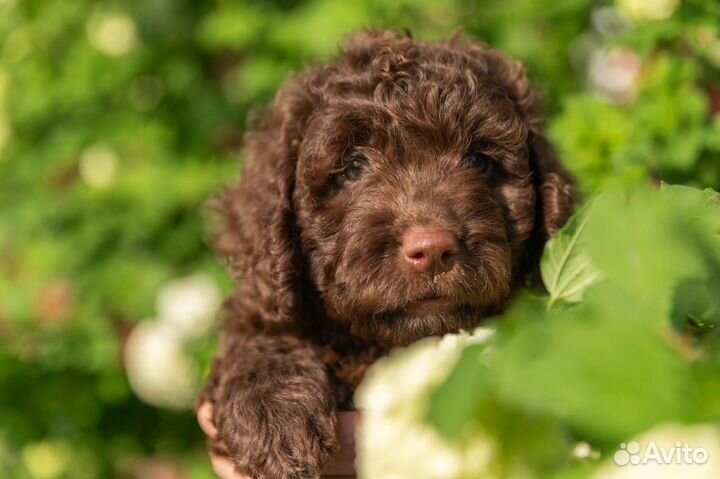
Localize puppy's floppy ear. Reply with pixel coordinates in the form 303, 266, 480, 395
529, 131, 574, 238
480, 46, 575, 238
213, 78, 317, 324
475, 44, 574, 280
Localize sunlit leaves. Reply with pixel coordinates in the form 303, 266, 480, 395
541, 202, 602, 309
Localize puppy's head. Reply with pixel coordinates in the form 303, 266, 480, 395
217, 31, 574, 346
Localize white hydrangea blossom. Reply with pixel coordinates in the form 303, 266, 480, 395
156, 273, 221, 340
78, 144, 118, 189
124, 274, 221, 410
616, 0, 679, 22
589, 48, 642, 104
86, 11, 138, 57
21, 440, 71, 479
124, 320, 199, 410
356, 328, 497, 479
593, 423, 720, 479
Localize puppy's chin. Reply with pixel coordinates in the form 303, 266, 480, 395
345, 304, 484, 347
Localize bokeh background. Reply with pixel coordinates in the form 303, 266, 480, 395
0, 0, 718, 477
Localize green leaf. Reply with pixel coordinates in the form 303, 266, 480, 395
671, 278, 720, 333
662, 184, 720, 334
494, 284, 692, 443
662, 183, 720, 235
661, 182, 720, 210
582, 187, 718, 318
426, 343, 490, 438
541, 202, 602, 310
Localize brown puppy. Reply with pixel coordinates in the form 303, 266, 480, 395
200, 29, 574, 479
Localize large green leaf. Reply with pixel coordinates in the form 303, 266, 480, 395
662, 182, 720, 234
581, 188, 718, 320
494, 284, 692, 443
662, 183, 720, 335
671, 278, 720, 333
661, 182, 720, 207
428, 186, 720, 450
541, 202, 602, 309
426, 343, 490, 438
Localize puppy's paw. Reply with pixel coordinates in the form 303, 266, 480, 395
214, 375, 338, 479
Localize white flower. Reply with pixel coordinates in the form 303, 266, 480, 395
593, 423, 720, 479
591, 7, 631, 38
589, 47, 642, 105
356, 330, 497, 479
86, 11, 138, 57
156, 273, 221, 340
124, 320, 198, 410
21, 440, 71, 479
78, 144, 118, 189
573, 441, 600, 460
616, 0, 680, 22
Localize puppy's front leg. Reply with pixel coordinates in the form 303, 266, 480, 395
211, 334, 338, 479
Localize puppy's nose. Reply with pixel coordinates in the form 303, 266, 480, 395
401, 228, 460, 274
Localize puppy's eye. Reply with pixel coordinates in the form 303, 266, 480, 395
342, 152, 369, 181
462, 150, 493, 174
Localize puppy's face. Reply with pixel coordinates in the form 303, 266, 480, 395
293, 62, 539, 345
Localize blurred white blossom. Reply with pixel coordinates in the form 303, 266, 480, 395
21, 440, 71, 479
589, 47, 642, 104
593, 423, 720, 479
573, 441, 600, 460
695, 27, 720, 68
616, 0, 679, 22
78, 144, 118, 189
440, 327, 495, 349
124, 274, 220, 409
592, 7, 630, 38
124, 320, 198, 410
86, 11, 138, 57
356, 328, 497, 479
156, 273, 221, 340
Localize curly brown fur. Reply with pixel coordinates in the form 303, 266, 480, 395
201, 29, 574, 479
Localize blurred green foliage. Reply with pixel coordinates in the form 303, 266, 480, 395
427, 184, 720, 478
0, 0, 718, 477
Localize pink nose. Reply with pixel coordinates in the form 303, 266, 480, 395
401, 228, 460, 274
